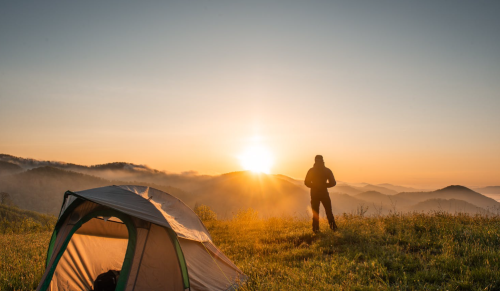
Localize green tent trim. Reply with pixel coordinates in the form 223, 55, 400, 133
39, 208, 137, 291
45, 192, 84, 267
167, 227, 190, 288
43, 191, 190, 290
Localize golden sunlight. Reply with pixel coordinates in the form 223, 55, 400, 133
239, 145, 273, 174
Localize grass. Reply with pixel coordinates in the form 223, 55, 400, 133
0, 204, 56, 234
208, 212, 500, 291
2, 211, 500, 290
0, 232, 51, 290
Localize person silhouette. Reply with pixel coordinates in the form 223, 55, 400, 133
304, 155, 338, 232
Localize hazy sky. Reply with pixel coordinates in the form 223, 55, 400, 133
1, 1, 499, 187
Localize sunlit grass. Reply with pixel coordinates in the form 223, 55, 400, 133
0, 232, 51, 291
2, 211, 500, 290
207, 212, 500, 290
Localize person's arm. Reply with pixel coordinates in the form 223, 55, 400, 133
326, 169, 336, 188
304, 169, 313, 188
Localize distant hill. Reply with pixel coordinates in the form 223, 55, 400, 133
274, 174, 306, 187
0, 166, 115, 214
332, 185, 363, 196
78, 163, 213, 192
0, 154, 83, 170
355, 191, 413, 211
0, 154, 313, 217
186, 171, 310, 217
0, 161, 23, 176
0, 154, 212, 192
329, 193, 374, 215
345, 186, 500, 215
2, 154, 499, 217
396, 185, 500, 211
408, 198, 491, 215
0, 155, 312, 216
355, 191, 390, 203
474, 186, 500, 194
376, 183, 424, 193
0, 166, 191, 215
332, 184, 396, 196
360, 184, 397, 195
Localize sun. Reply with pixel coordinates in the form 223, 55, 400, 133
239, 146, 273, 174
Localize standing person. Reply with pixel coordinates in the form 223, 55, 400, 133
304, 155, 338, 233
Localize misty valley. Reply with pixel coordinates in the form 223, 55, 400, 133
1, 154, 499, 218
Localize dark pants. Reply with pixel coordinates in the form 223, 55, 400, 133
311, 191, 337, 232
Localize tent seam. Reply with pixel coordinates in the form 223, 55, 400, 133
201, 241, 237, 291
131, 222, 151, 291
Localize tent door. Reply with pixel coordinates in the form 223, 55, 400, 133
39, 210, 137, 291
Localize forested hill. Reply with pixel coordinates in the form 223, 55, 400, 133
0, 166, 190, 215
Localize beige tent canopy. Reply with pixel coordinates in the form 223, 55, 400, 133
37, 185, 246, 291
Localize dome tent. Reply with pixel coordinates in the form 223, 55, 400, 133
36, 185, 246, 291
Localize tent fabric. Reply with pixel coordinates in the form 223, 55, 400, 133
133, 224, 185, 291
50, 232, 128, 290
37, 185, 246, 291
180, 238, 247, 291
45, 200, 102, 271
59, 194, 77, 219
41, 206, 140, 291
72, 186, 172, 229
202, 241, 242, 272
51, 218, 128, 290
71, 185, 212, 242
76, 217, 129, 238
118, 185, 212, 242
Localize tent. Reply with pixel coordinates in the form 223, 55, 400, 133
36, 185, 246, 291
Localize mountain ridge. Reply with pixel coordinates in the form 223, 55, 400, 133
408, 198, 494, 215
474, 186, 500, 194
396, 185, 499, 210
1, 154, 499, 217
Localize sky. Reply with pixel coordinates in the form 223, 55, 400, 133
1, 0, 499, 188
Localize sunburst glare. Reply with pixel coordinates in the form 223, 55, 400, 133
239, 145, 273, 174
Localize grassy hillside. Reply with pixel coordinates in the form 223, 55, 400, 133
0, 204, 56, 234
211, 213, 500, 290
0, 231, 51, 290
2, 212, 500, 290
0, 205, 56, 289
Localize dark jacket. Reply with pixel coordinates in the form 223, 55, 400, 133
304, 162, 336, 195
